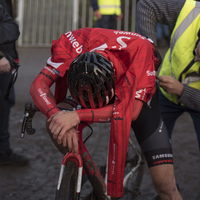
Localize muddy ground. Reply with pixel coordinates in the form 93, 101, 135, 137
0, 47, 200, 200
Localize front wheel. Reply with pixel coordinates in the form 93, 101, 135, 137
55, 161, 78, 200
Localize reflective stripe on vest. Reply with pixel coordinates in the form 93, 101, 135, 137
98, 0, 121, 15
159, 0, 200, 105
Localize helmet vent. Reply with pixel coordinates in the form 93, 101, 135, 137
68, 52, 115, 108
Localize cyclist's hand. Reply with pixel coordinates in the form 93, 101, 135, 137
62, 127, 79, 154
47, 110, 80, 140
0, 57, 11, 73
158, 75, 184, 96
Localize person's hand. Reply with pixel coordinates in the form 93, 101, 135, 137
116, 13, 123, 20
94, 10, 102, 19
0, 57, 11, 73
47, 110, 80, 154
158, 75, 184, 95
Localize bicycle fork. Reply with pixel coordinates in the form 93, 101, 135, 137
57, 153, 83, 200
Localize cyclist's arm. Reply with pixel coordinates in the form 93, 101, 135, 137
30, 65, 79, 154
77, 104, 113, 123
47, 101, 140, 137
30, 65, 61, 118
46, 104, 117, 155
77, 98, 143, 122
47, 98, 142, 154
46, 105, 114, 146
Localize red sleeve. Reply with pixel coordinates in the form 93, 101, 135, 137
77, 104, 114, 123
30, 66, 61, 118
107, 39, 156, 197
76, 98, 143, 123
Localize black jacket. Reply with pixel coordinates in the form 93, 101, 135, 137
0, 4, 19, 45
0, 2, 19, 59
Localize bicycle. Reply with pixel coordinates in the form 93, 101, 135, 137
21, 102, 145, 200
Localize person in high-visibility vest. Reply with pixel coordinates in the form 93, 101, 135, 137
90, 0, 123, 29
136, 0, 200, 149
136, 1, 200, 198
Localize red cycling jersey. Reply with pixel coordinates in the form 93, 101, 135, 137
30, 27, 158, 197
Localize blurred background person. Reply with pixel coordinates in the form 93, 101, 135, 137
0, 0, 29, 166
90, 0, 123, 29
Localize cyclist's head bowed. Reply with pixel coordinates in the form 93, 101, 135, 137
68, 52, 115, 109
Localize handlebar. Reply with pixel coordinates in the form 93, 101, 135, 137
21, 102, 39, 138
20, 102, 93, 143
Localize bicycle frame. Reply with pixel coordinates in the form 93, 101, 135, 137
57, 125, 108, 200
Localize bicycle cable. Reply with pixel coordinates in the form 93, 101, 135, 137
80, 121, 93, 143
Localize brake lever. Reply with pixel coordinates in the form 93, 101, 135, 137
21, 102, 37, 138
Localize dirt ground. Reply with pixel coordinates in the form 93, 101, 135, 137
0, 47, 200, 200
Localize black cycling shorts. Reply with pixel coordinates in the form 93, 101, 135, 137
131, 87, 173, 168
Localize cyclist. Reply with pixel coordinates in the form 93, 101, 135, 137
30, 27, 182, 199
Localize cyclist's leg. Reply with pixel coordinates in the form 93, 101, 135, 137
131, 88, 182, 200
188, 110, 200, 151
158, 89, 184, 139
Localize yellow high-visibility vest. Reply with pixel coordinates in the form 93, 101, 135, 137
98, 0, 121, 15
159, 0, 200, 105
